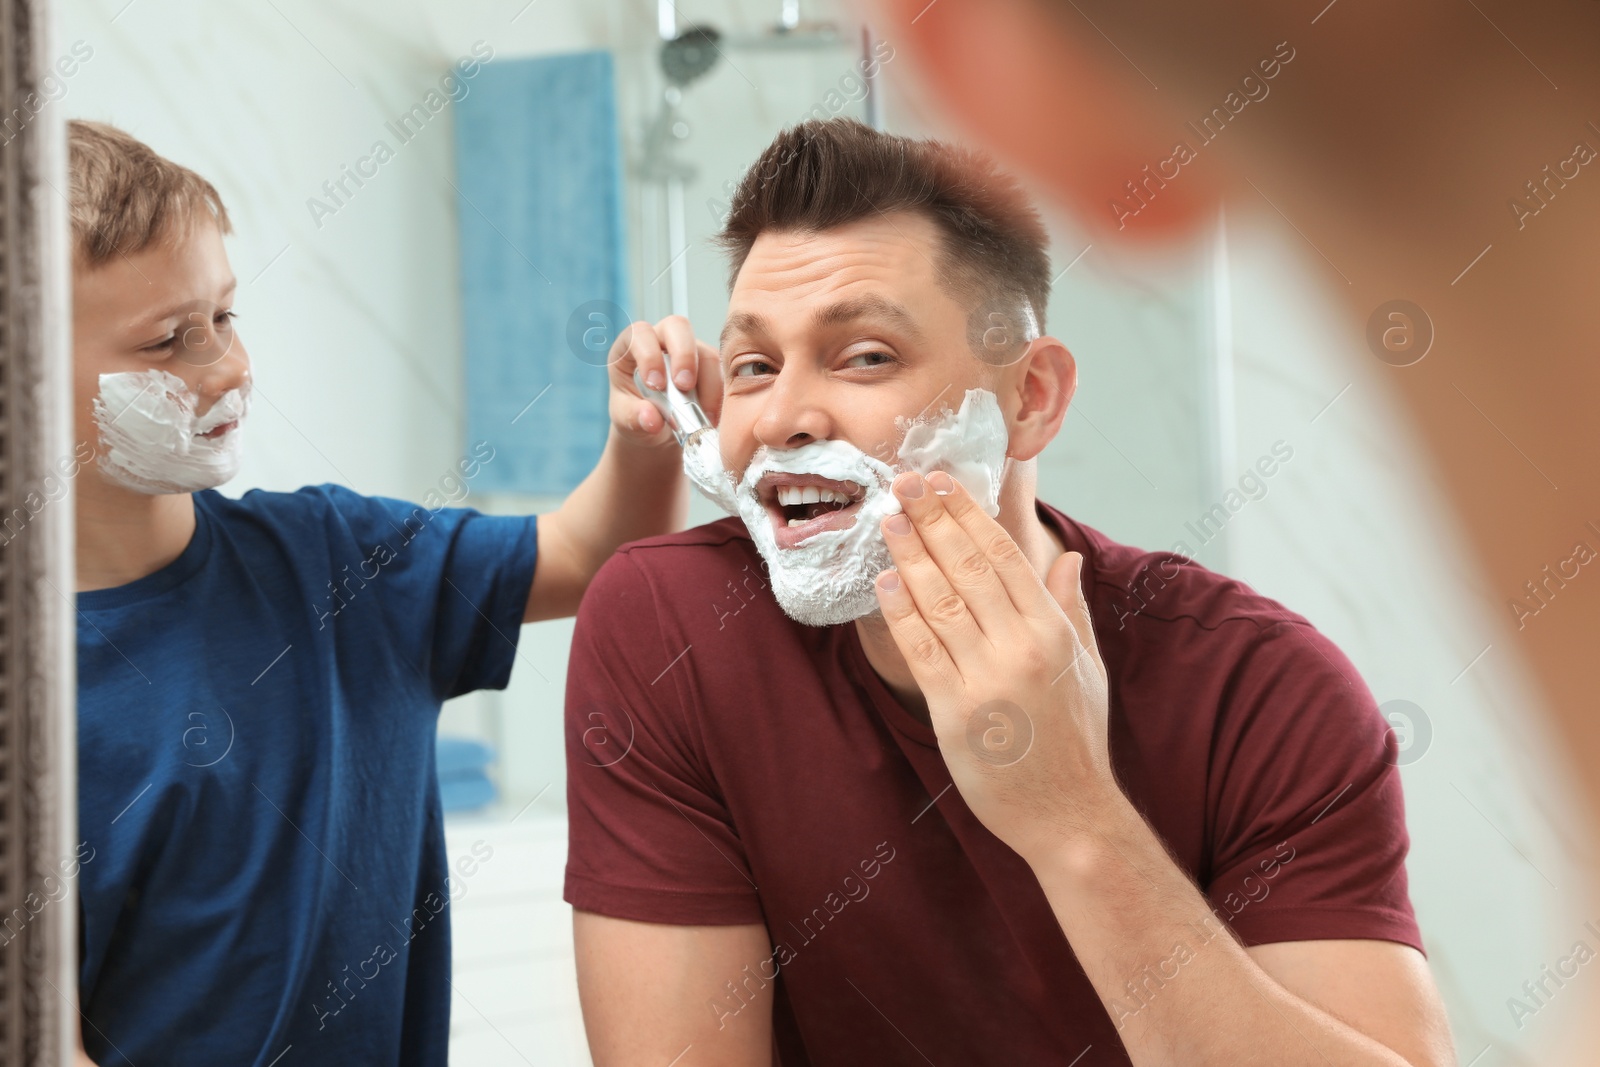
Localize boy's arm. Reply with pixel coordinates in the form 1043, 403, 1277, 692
526, 316, 721, 622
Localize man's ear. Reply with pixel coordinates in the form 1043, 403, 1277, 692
1005, 336, 1075, 462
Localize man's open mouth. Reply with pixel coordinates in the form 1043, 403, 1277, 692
197, 420, 237, 440
759, 472, 866, 549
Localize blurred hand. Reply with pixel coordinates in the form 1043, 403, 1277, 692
605, 315, 722, 448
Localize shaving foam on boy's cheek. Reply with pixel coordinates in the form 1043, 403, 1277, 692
92, 369, 249, 495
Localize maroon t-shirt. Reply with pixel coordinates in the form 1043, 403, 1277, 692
564, 503, 1420, 1065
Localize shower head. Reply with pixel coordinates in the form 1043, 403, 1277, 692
725, 21, 844, 51
660, 25, 723, 87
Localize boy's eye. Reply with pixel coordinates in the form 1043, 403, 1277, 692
140, 310, 237, 355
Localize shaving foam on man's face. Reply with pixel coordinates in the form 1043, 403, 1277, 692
733, 388, 1010, 627
92, 368, 250, 494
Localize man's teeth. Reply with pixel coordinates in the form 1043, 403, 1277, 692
775, 485, 853, 507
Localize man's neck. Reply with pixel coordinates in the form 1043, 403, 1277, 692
74, 478, 198, 592
853, 484, 1065, 725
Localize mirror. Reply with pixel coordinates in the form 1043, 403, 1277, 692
46, 0, 1586, 1063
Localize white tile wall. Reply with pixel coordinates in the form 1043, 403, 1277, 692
445, 809, 591, 1067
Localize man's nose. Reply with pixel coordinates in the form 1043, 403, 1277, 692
751, 365, 833, 449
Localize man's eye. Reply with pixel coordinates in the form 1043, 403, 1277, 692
733, 359, 775, 378
142, 336, 177, 353
843, 351, 893, 368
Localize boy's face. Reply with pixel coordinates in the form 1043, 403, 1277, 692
72, 217, 250, 461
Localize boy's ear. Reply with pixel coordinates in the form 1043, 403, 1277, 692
1005, 337, 1075, 462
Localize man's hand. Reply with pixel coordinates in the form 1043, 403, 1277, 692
606, 315, 722, 446
872, 469, 1119, 865
873, 471, 1454, 1067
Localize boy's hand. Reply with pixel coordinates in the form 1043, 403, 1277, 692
605, 315, 722, 447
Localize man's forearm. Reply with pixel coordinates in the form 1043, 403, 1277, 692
1027, 791, 1413, 1067
529, 430, 687, 620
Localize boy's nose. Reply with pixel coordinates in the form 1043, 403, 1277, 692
195, 339, 251, 410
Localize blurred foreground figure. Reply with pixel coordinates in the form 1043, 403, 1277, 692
873, 0, 1600, 1056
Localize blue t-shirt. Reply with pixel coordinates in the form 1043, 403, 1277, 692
76, 485, 539, 1065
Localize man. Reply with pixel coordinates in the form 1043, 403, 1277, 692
68, 119, 713, 1064
564, 120, 1453, 1065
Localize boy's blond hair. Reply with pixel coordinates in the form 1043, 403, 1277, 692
68, 119, 231, 268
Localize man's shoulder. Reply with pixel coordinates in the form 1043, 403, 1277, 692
582, 518, 774, 629
1046, 504, 1311, 640
606, 517, 762, 583
620, 515, 753, 553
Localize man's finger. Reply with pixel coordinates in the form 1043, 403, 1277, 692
881, 504, 990, 672
1044, 551, 1096, 659
873, 568, 959, 691
894, 472, 1021, 643
921, 469, 1059, 623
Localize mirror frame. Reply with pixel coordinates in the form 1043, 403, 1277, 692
1, 0, 79, 1060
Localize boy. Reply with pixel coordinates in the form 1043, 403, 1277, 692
68, 119, 713, 1065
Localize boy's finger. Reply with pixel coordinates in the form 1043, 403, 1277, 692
623, 321, 666, 390
655, 315, 699, 391
606, 320, 639, 373
608, 389, 667, 438
637, 399, 665, 435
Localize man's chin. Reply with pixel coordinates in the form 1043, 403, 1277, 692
762, 554, 891, 628
773, 591, 881, 628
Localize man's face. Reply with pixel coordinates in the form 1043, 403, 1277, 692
72, 217, 251, 492
718, 211, 995, 537
715, 211, 1016, 626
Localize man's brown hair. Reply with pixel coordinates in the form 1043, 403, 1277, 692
714, 119, 1052, 337
68, 119, 231, 268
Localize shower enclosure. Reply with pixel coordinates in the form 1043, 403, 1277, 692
629, 0, 883, 322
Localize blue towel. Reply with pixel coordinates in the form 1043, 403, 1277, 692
436, 735, 496, 778
439, 773, 498, 813
437, 735, 498, 813
454, 50, 632, 496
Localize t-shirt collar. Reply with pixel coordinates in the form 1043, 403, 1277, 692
76, 490, 218, 611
